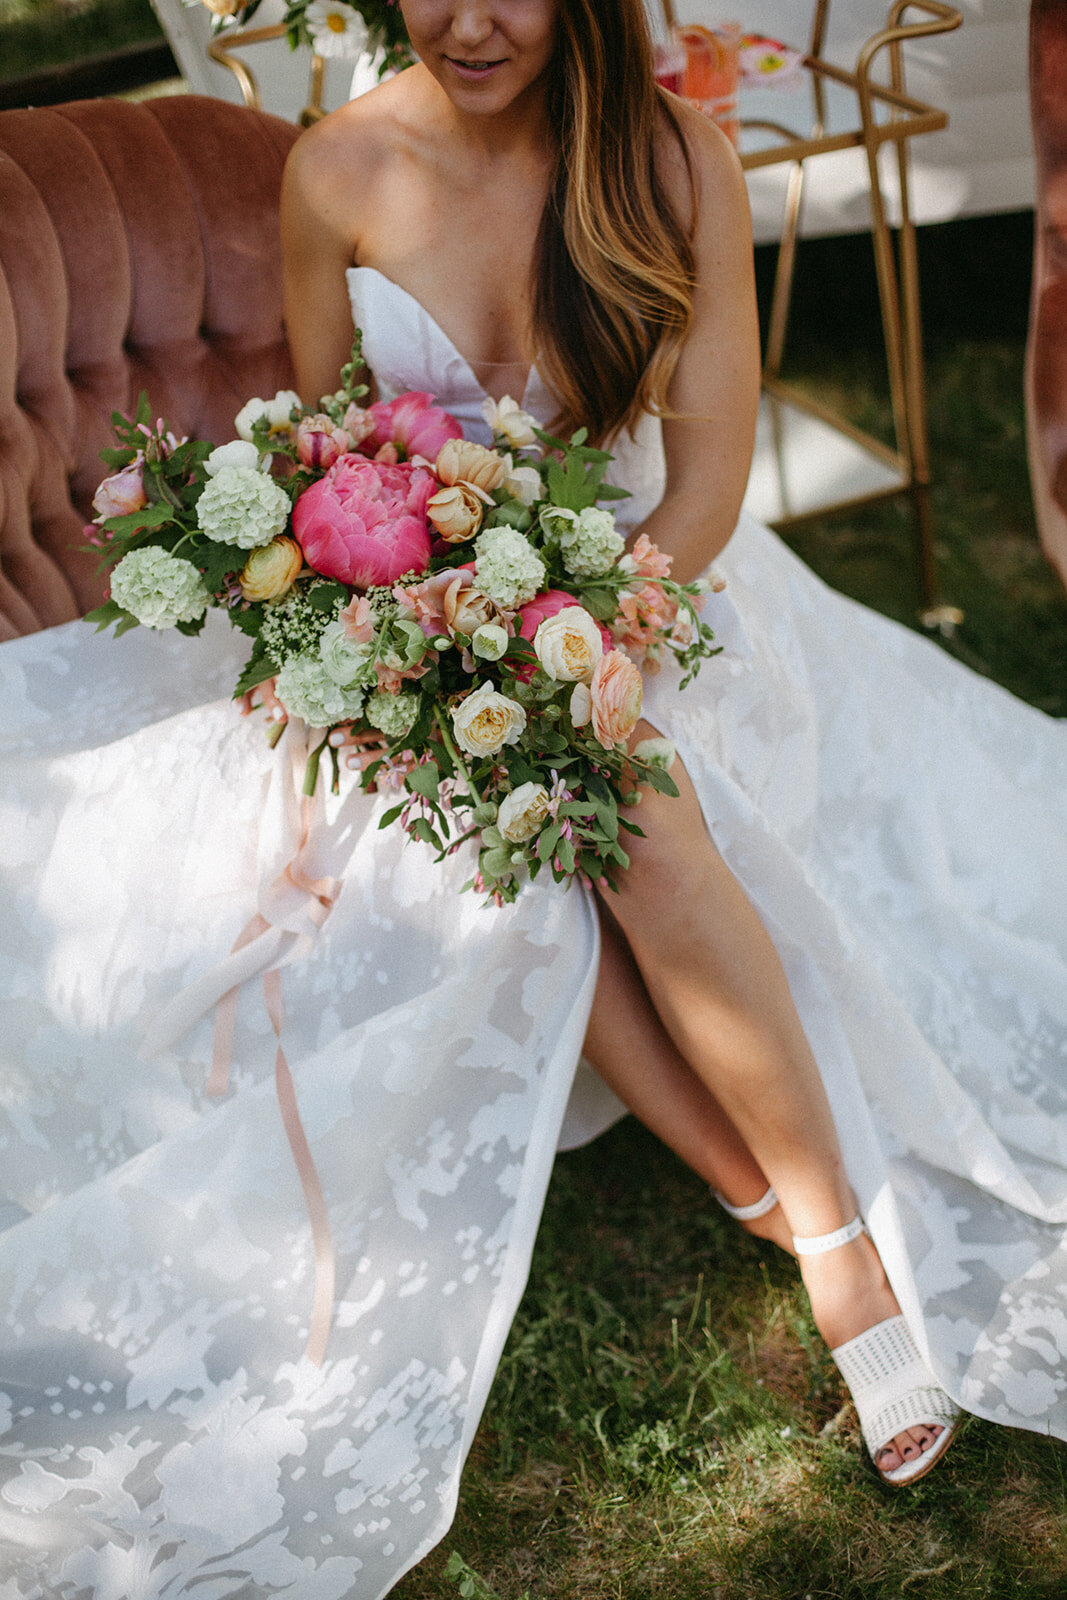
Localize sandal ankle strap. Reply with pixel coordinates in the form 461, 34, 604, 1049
713, 1184, 778, 1221
792, 1214, 866, 1255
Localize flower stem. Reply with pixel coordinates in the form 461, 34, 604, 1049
303, 732, 330, 796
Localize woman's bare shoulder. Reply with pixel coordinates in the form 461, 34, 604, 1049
283, 70, 434, 237
655, 97, 752, 254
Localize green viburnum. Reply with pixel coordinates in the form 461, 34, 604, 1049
275, 654, 365, 728
196, 465, 290, 550
110, 546, 210, 629
365, 689, 420, 740
474, 525, 546, 608
558, 505, 625, 579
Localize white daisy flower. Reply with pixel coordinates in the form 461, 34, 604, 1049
305, 0, 369, 60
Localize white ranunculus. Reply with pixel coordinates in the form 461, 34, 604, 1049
234, 390, 301, 443
533, 606, 604, 683
305, 0, 369, 59
205, 440, 261, 476
503, 459, 543, 506
451, 681, 527, 758
498, 782, 551, 844
110, 546, 210, 629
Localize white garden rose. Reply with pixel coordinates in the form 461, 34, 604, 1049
196, 466, 291, 549
498, 782, 551, 843
451, 681, 527, 757
205, 440, 260, 476
533, 606, 604, 683
110, 546, 210, 629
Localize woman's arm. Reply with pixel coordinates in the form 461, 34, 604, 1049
281, 111, 376, 406
639, 111, 761, 583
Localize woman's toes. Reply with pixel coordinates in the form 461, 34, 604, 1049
877, 1424, 944, 1473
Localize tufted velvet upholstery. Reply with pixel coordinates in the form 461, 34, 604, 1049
0, 95, 301, 638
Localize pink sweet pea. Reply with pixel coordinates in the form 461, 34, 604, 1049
292, 456, 436, 588
295, 414, 352, 471
362, 391, 463, 463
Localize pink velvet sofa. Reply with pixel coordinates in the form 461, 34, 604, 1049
0, 94, 300, 639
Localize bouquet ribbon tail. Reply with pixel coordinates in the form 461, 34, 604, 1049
139, 737, 350, 1367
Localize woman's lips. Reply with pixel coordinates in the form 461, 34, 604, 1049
446, 57, 506, 82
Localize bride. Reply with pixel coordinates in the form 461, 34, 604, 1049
0, 1, 1064, 1596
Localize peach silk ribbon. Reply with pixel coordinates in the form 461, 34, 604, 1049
141, 728, 347, 1367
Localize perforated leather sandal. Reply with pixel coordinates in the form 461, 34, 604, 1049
793, 1217, 962, 1486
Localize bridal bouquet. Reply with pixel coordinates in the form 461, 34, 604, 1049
86, 341, 720, 903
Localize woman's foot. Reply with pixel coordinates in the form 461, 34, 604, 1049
793, 1220, 959, 1481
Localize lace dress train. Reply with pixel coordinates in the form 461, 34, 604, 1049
0, 269, 1064, 1597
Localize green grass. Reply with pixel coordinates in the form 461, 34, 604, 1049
396, 214, 1067, 1600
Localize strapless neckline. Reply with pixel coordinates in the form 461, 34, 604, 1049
346, 264, 543, 411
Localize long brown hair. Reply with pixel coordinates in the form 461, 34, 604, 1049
534, 0, 696, 444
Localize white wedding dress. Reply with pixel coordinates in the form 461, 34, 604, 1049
0, 267, 1065, 1599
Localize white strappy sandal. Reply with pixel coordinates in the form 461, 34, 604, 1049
793, 1216, 962, 1486
713, 1183, 779, 1222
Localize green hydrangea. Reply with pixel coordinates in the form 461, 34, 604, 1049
196, 465, 290, 550
474, 526, 546, 608
559, 506, 625, 580
275, 655, 365, 728
110, 546, 210, 629
365, 689, 420, 740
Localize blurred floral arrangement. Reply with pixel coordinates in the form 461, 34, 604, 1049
192, 0, 413, 71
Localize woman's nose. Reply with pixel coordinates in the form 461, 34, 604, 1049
449, 2, 495, 47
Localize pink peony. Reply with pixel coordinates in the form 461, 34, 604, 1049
362, 391, 463, 462
292, 455, 436, 588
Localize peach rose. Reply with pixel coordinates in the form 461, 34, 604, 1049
239, 535, 304, 601
444, 580, 500, 638
589, 649, 643, 748
427, 483, 485, 543
451, 681, 527, 757
296, 414, 352, 471
435, 438, 508, 494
